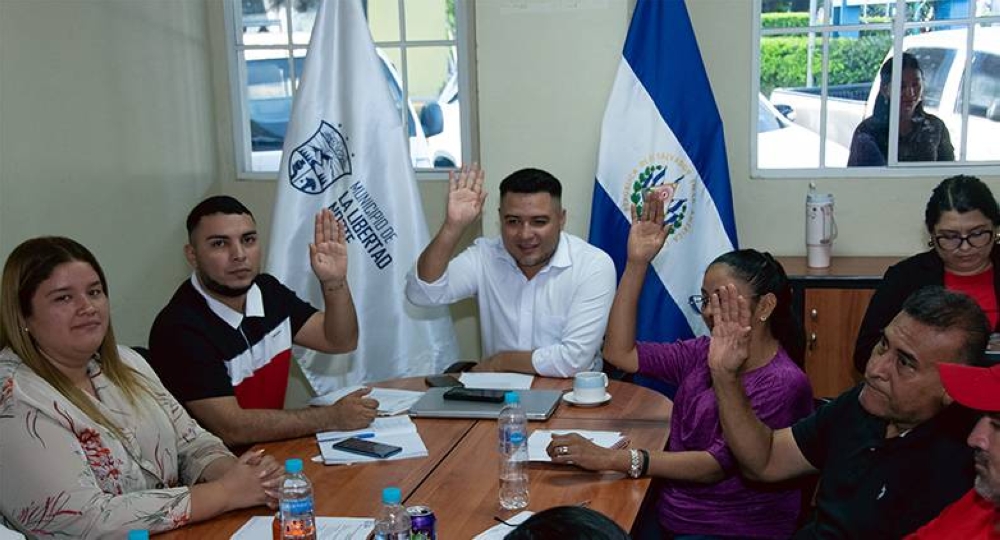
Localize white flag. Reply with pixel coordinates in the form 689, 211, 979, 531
267, 0, 458, 394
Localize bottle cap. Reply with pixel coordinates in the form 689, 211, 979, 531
382, 486, 402, 504
127, 531, 150, 540
285, 458, 303, 474
504, 392, 519, 405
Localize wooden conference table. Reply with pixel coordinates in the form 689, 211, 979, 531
160, 377, 672, 539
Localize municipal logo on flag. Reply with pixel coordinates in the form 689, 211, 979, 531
288, 120, 352, 195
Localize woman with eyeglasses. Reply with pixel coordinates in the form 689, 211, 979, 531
545, 193, 813, 539
854, 175, 1000, 373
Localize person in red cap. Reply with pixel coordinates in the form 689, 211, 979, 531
907, 361, 1000, 538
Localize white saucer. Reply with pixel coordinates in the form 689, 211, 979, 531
563, 391, 612, 407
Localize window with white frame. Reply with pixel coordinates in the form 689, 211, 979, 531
226, 0, 473, 178
755, 0, 1000, 176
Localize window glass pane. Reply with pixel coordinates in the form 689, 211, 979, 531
761, 0, 830, 27
759, 32, 820, 168
829, 1, 894, 27
240, 0, 288, 45
409, 46, 461, 168
959, 24, 1000, 161
243, 49, 296, 172
368, 0, 401, 42
404, 0, 454, 41
903, 0, 969, 22
290, 2, 317, 44
977, 1, 1000, 16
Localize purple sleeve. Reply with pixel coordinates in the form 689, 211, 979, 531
707, 355, 814, 474
635, 336, 710, 386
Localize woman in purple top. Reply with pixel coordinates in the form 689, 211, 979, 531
547, 193, 814, 539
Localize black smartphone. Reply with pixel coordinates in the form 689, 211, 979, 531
330, 437, 403, 459
425, 374, 464, 388
443, 387, 507, 403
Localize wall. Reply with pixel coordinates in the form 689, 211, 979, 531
0, 0, 218, 347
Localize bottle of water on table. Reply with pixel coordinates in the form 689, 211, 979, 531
498, 391, 529, 510
280, 458, 316, 540
373, 486, 411, 540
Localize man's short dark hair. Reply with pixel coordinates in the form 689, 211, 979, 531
901, 285, 990, 365
185, 195, 255, 238
499, 168, 562, 199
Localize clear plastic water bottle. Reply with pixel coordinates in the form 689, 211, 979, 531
373, 486, 411, 540
498, 391, 529, 510
280, 458, 316, 540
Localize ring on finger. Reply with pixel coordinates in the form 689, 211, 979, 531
557, 446, 569, 456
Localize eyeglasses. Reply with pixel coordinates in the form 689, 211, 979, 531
932, 229, 995, 251
688, 293, 759, 315
688, 295, 709, 315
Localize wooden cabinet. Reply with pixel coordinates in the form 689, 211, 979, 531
778, 257, 900, 398
802, 288, 874, 397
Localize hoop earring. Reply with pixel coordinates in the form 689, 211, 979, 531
927, 240, 934, 248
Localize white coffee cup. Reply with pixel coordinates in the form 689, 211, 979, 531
573, 371, 609, 403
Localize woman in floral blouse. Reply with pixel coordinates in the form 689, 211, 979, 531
0, 237, 284, 538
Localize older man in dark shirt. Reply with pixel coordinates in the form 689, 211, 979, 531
709, 286, 985, 538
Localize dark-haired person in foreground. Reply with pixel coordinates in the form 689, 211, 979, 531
906, 360, 1000, 539
855, 174, 1000, 373
711, 286, 984, 538
405, 166, 616, 376
504, 506, 630, 540
149, 196, 375, 447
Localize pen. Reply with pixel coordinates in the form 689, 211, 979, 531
328, 433, 376, 445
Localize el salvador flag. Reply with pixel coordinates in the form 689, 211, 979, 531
589, 0, 738, 344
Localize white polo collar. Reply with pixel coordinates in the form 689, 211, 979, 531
190, 272, 264, 329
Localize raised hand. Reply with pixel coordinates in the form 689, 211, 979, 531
627, 187, 674, 264
445, 163, 486, 230
706, 284, 753, 376
310, 208, 348, 286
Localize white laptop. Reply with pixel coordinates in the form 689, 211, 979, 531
408, 388, 563, 421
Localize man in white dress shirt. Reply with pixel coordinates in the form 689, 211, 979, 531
405, 166, 616, 377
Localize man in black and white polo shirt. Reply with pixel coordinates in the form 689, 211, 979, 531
149, 195, 376, 447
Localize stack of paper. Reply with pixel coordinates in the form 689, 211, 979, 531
309, 385, 425, 416
231, 516, 374, 539
459, 372, 534, 389
526, 430, 626, 462
316, 416, 428, 464
472, 511, 534, 540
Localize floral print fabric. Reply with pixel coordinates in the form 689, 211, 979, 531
0, 346, 233, 538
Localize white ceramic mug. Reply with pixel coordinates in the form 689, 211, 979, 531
573, 371, 609, 403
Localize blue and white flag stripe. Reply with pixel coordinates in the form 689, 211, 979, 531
589, 0, 737, 342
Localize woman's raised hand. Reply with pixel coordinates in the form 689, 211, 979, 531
627, 188, 673, 265
706, 284, 753, 377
